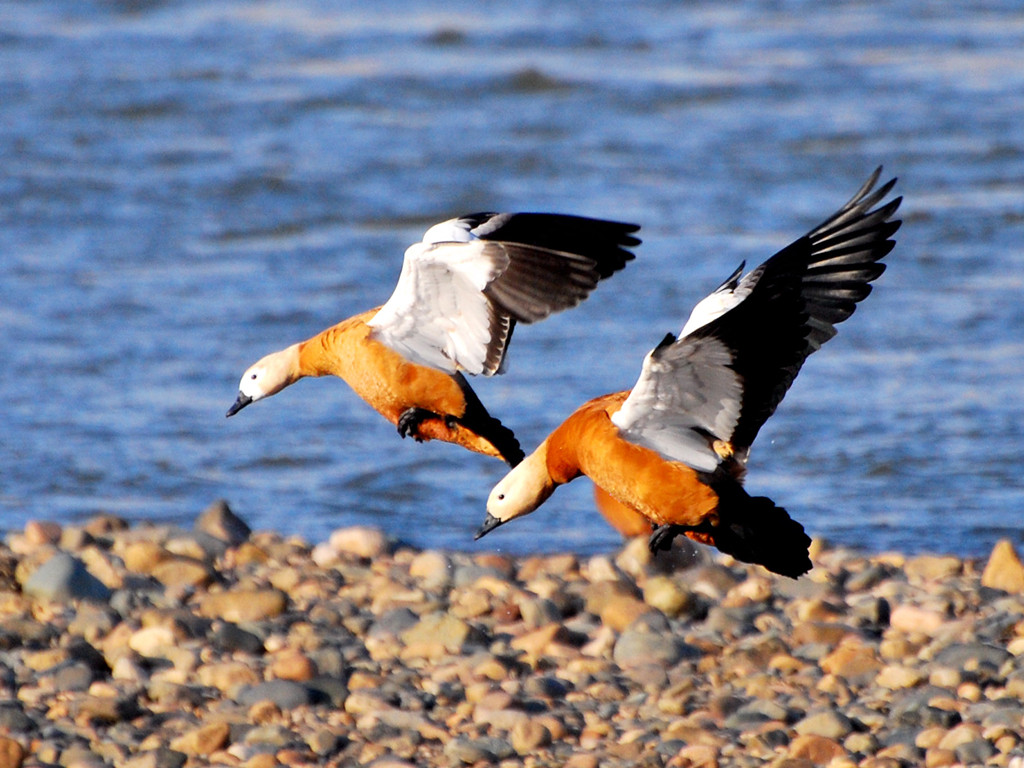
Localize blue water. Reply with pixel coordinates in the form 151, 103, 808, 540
2, 1, 1023, 557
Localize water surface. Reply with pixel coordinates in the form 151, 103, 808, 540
2, 1, 1023, 557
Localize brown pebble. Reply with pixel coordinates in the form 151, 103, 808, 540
510, 623, 570, 660
169, 721, 230, 756
924, 747, 957, 767
981, 539, 1024, 593
511, 720, 551, 754
269, 649, 317, 682
875, 664, 925, 689
196, 661, 261, 692
937, 723, 983, 750
0, 736, 25, 768
328, 526, 389, 559
150, 557, 215, 589
889, 604, 945, 634
819, 639, 882, 682
197, 589, 288, 623
788, 734, 847, 763
599, 594, 654, 632
669, 743, 719, 768
122, 541, 169, 574
25, 520, 62, 547
904, 554, 962, 582
248, 700, 282, 725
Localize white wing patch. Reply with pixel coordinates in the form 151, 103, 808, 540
612, 333, 744, 473
679, 263, 759, 337
368, 240, 510, 375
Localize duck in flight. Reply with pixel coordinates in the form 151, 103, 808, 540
226, 213, 640, 466
477, 169, 902, 577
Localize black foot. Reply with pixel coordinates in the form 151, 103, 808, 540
397, 408, 458, 441
649, 524, 682, 554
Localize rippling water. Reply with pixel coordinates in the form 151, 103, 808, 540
2, 1, 1023, 557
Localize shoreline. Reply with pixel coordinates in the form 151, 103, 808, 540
0, 503, 1022, 768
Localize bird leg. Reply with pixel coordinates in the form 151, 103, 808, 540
397, 407, 457, 441
648, 524, 682, 553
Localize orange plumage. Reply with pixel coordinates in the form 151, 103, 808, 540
479, 170, 903, 578
227, 213, 639, 467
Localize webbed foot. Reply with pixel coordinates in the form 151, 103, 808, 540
397, 408, 458, 441
649, 524, 682, 554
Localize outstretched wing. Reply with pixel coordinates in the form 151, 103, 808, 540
612, 168, 902, 472
368, 213, 640, 376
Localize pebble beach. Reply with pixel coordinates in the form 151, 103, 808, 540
1, 503, 1023, 768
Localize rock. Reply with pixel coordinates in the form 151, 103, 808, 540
904, 554, 962, 582
642, 575, 693, 616
70, 695, 143, 726
196, 661, 261, 692
197, 589, 288, 623
511, 721, 552, 754
399, 613, 487, 657
169, 721, 230, 756
600, 595, 656, 632
613, 625, 699, 668
793, 710, 853, 740
237, 680, 323, 709
981, 539, 1024, 593
518, 596, 562, 628
889, 604, 945, 634
23, 552, 112, 602
24, 520, 62, 547
876, 664, 925, 689
789, 734, 848, 763
819, 640, 882, 684
408, 550, 453, 590
149, 557, 215, 589
268, 648, 317, 682
195, 499, 251, 546
122, 541, 169, 574
129, 625, 177, 658
209, 622, 264, 655
328, 526, 389, 559
443, 737, 496, 764
0, 735, 25, 768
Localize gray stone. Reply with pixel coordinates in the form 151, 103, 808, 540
933, 642, 1011, 670
23, 552, 112, 602
195, 499, 251, 546
955, 738, 996, 764
51, 661, 96, 692
210, 622, 264, 655
369, 607, 420, 637
444, 737, 496, 764
305, 676, 349, 707
236, 680, 322, 708
519, 597, 562, 629
0, 701, 33, 733
613, 626, 699, 668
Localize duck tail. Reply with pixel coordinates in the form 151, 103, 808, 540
453, 373, 525, 467
706, 486, 812, 578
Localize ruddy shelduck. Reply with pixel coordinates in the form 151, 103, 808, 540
227, 213, 640, 466
477, 169, 902, 577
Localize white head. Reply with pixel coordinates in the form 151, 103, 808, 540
475, 450, 557, 540
226, 345, 300, 417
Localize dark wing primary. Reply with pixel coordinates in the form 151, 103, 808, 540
368, 213, 640, 377
725, 167, 901, 450
612, 168, 901, 470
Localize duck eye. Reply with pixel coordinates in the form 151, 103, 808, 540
250, 373, 258, 380
497, 493, 505, 500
